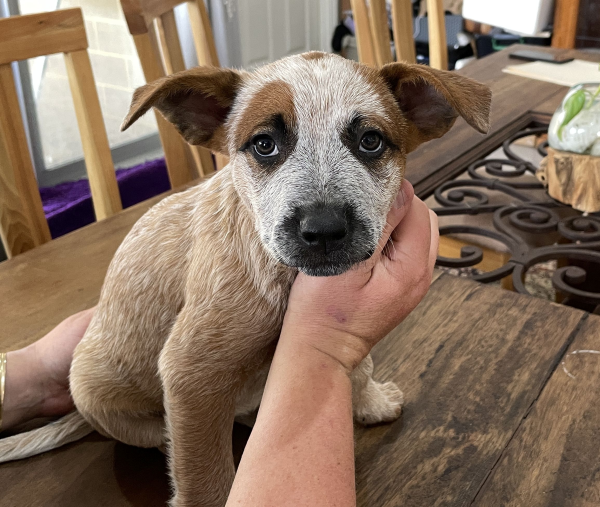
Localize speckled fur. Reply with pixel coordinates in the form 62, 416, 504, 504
0, 52, 491, 507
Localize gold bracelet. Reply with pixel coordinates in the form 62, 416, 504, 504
0, 352, 6, 431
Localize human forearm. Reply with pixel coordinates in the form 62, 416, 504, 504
226, 327, 356, 507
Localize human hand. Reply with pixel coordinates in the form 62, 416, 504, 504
282, 180, 438, 373
2, 308, 94, 431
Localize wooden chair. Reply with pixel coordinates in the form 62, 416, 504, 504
350, 0, 448, 70
552, 0, 581, 49
0, 8, 121, 258
120, 0, 228, 181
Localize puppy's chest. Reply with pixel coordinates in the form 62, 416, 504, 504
246, 268, 296, 338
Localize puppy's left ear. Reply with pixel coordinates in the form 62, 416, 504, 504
379, 63, 491, 153
121, 66, 245, 154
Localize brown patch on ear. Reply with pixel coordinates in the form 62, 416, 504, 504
233, 80, 296, 148
121, 66, 244, 154
353, 64, 410, 151
377, 62, 492, 152
301, 51, 327, 61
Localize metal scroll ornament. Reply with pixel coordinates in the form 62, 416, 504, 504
432, 127, 600, 310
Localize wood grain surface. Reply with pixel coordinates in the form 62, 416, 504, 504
64, 49, 123, 220
552, 0, 581, 49
155, 8, 216, 177
368, 0, 394, 67
131, 31, 196, 188
426, 0, 447, 70
538, 147, 600, 213
0, 274, 592, 506
0, 64, 52, 258
0, 193, 165, 351
188, 0, 220, 67
350, 0, 377, 67
473, 314, 600, 507
356, 275, 585, 507
391, 0, 416, 64
0, 9, 88, 65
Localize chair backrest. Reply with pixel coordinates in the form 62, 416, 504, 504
120, 0, 225, 181
350, 0, 448, 70
0, 8, 121, 258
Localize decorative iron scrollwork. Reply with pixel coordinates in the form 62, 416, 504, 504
432, 126, 600, 309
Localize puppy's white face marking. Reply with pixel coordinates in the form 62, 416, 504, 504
227, 54, 407, 276
122, 52, 491, 276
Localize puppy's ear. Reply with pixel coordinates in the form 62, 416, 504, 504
121, 66, 244, 153
379, 63, 491, 152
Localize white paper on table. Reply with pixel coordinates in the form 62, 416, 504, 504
463, 0, 554, 36
502, 60, 600, 87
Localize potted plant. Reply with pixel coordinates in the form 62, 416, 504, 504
538, 75, 600, 213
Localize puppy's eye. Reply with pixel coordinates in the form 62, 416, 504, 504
359, 131, 383, 153
253, 135, 279, 157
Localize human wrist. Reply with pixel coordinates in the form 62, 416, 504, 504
279, 317, 371, 375
1, 346, 45, 431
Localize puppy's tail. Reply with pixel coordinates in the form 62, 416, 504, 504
0, 411, 92, 463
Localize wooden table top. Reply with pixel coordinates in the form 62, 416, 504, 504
1, 46, 600, 506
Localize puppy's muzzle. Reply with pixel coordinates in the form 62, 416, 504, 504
298, 205, 348, 255
277, 202, 372, 276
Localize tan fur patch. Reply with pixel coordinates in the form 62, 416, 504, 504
301, 51, 327, 61
354, 63, 410, 153
233, 80, 296, 149
377, 62, 492, 152
121, 66, 244, 153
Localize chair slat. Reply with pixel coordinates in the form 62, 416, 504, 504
0, 8, 87, 65
64, 49, 122, 220
156, 9, 216, 177
214, 153, 229, 171
368, 0, 394, 67
121, 0, 223, 178
187, 0, 220, 67
0, 64, 51, 258
141, 0, 185, 23
427, 0, 448, 70
132, 31, 195, 187
391, 0, 416, 63
350, 0, 377, 67
551, 0, 581, 49
189, 145, 217, 177
121, 0, 150, 35
157, 10, 187, 74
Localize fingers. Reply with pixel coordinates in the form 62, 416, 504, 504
386, 196, 432, 270
370, 179, 415, 262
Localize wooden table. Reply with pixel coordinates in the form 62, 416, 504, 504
2, 46, 600, 506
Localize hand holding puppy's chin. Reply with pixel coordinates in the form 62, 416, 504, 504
282, 180, 439, 374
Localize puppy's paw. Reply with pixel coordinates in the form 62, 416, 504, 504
354, 380, 404, 426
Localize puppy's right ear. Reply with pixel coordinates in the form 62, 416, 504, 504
121, 67, 244, 154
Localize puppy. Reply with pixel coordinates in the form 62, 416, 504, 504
0, 52, 490, 506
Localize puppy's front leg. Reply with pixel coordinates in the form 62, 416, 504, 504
352, 354, 404, 425
160, 308, 265, 507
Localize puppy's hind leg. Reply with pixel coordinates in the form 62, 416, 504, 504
351, 354, 404, 426
71, 367, 166, 448
80, 409, 166, 449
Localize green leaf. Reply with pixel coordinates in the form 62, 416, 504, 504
559, 89, 586, 140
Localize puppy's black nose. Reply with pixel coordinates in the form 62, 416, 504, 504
299, 206, 348, 254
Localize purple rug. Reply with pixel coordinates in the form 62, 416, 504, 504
40, 158, 170, 239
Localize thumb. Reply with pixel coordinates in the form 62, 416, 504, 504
370, 179, 414, 261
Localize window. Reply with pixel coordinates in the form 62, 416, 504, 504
6, 0, 163, 187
